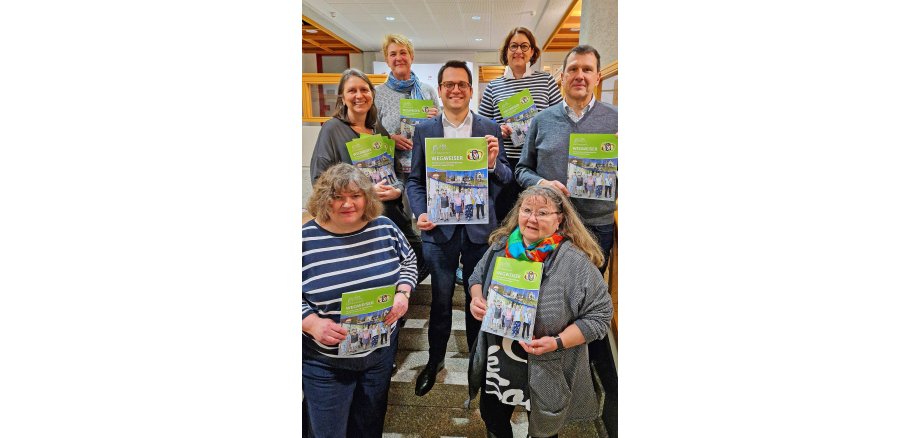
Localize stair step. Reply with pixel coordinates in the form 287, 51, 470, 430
411, 283, 466, 307
384, 404, 600, 438
403, 306, 468, 331
389, 350, 475, 408
397, 327, 470, 353
382, 405, 528, 438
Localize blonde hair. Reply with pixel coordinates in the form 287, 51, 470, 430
489, 185, 605, 267
307, 163, 382, 223
381, 34, 414, 58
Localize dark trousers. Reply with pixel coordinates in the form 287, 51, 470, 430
421, 228, 487, 364
585, 222, 618, 435
302, 346, 396, 438
383, 199, 430, 283
494, 157, 522, 226
479, 389, 558, 438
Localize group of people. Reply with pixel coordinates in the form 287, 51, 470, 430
486, 298, 536, 340
339, 322, 391, 356
567, 170, 616, 199
304, 25, 617, 438
426, 186, 487, 222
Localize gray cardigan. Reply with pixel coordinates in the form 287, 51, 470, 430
468, 237, 612, 437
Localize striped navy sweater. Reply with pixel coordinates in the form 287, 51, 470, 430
477, 70, 563, 160
302, 216, 417, 368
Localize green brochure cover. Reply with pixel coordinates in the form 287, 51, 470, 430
346, 134, 397, 186
424, 137, 489, 225
396, 99, 434, 174
482, 257, 543, 342
338, 285, 395, 356
567, 133, 618, 201
497, 88, 539, 149
359, 133, 396, 158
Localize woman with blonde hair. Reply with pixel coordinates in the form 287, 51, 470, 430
302, 163, 417, 438
467, 185, 611, 438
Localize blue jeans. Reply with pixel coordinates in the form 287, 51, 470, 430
302, 346, 395, 438
421, 228, 488, 364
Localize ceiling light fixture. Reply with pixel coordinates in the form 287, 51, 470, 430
471, 16, 481, 20
475, 38, 483, 42
385, 16, 395, 21
305, 29, 318, 34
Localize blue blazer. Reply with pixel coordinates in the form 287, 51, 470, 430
405, 113, 512, 245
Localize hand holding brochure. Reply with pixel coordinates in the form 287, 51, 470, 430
346, 134, 397, 186
498, 88, 538, 148
424, 137, 489, 225
397, 99, 434, 174
481, 257, 542, 343
566, 133, 618, 201
338, 285, 395, 356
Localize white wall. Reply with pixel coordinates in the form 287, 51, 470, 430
302, 124, 322, 208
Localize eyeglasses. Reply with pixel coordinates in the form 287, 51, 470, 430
508, 43, 532, 52
439, 82, 471, 91
520, 207, 559, 220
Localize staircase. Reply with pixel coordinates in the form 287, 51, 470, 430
383, 283, 606, 438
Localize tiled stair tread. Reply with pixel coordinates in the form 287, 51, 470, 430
403, 306, 468, 330
392, 350, 471, 383
383, 405, 528, 438
411, 284, 467, 307
396, 329, 471, 353
384, 404, 600, 438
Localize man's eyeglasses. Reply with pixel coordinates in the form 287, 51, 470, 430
520, 207, 559, 220
440, 82, 471, 91
509, 43, 532, 52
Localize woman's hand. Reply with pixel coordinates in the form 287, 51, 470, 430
375, 182, 402, 201
384, 290, 410, 325
519, 335, 557, 356
469, 284, 486, 321
303, 315, 347, 346
390, 134, 413, 151
500, 124, 512, 138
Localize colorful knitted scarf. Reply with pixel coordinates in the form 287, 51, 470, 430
505, 227, 564, 262
384, 71, 424, 100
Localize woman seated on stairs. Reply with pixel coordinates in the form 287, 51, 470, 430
467, 185, 612, 438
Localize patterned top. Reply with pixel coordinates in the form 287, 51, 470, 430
302, 216, 417, 369
477, 70, 563, 160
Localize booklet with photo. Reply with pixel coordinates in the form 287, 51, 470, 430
481, 257, 542, 343
424, 137, 489, 225
338, 285, 395, 356
346, 134, 398, 186
566, 133, 618, 201
498, 88, 539, 149
396, 99, 434, 174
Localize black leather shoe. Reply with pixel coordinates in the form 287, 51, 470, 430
414, 360, 445, 396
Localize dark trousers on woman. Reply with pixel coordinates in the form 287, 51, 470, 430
479, 389, 558, 438
383, 199, 430, 283
493, 157, 522, 225
302, 346, 395, 438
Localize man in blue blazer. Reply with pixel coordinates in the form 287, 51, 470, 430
406, 60, 512, 396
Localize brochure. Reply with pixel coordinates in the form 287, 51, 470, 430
396, 99, 434, 174
424, 137, 489, 225
566, 133, 618, 201
498, 88, 539, 149
481, 257, 543, 343
338, 285, 395, 356
346, 134, 397, 186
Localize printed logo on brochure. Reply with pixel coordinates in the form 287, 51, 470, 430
466, 149, 483, 161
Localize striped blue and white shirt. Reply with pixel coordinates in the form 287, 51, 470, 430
477, 70, 563, 160
302, 216, 417, 368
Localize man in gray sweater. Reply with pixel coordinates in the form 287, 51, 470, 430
515, 44, 618, 270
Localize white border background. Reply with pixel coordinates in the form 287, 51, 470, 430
2, 1, 919, 436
